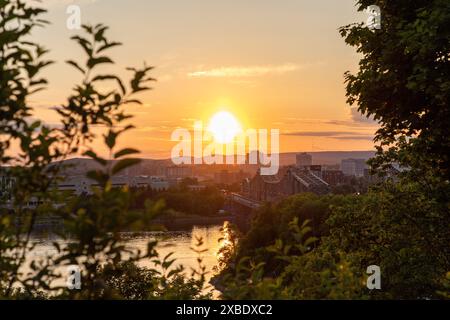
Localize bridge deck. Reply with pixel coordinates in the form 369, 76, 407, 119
229, 193, 261, 209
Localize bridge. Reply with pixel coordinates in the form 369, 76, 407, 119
224, 192, 262, 231
229, 193, 261, 210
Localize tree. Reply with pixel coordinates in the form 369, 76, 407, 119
214, 1, 450, 299
0, 0, 209, 299
339, 0, 450, 181
325, 181, 450, 299
338, 0, 450, 298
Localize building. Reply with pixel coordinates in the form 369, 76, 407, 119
248, 171, 284, 202
341, 158, 368, 177
0, 174, 15, 200
214, 170, 248, 185
246, 165, 330, 202
322, 170, 345, 185
296, 153, 313, 167
166, 165, 193, 179
57, 175, 92, 195
130, 176, 169, 190
187, 184, 206, 191
364, 166, 401, 184
308, 165, 322, 178
57, 175, 169, 195
282, 167, 330, 196
241, 178, 251, 195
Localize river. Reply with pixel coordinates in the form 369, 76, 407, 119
25, 223, 230, 296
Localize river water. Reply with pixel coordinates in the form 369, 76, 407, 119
26, 223, 229, 295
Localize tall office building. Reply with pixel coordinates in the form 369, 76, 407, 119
341, 159, 368, 177
296, 153, 313, 167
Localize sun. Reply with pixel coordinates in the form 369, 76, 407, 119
207, 111, 242, 144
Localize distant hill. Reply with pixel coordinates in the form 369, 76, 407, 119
53, 151, 375, 176
279, 151, 376, 166
50, 158, 172, 176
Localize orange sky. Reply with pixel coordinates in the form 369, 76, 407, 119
29, 0, 378, 159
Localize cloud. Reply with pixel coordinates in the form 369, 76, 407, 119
135, 126, 175, 133
280, 116, 378, 128
188, 63, 301, 78
282, 130, 374, 141
282, 109, 379, 128
283, 131, 356, 137
350, 107, 377, 124
331, 135, 374, 141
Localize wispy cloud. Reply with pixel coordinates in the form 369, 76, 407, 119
135, 126, 176, 133
331, 135, 374, 141
283, 131, 356, 137
281, 109, 379, 128
350, 107, 377, 125
282, 130, 374, 141
188, 63, 302, 78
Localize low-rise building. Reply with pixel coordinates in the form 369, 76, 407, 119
214, 170, 248, 185
166, 165, 193, 179
296, 153, 313, 167
57, 175, 169, 195
322, 170, 345, 185
246, 166, 330, 202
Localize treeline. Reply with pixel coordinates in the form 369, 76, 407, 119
130, 182, 225, 217
214, 179, 450, 299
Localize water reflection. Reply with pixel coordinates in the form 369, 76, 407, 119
26, 223, 231, 290
123, 225, 225, 274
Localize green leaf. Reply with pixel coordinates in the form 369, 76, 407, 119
86, 169, 109, 185
97, 41, 122, 54
104, 130, 118, 149
83, 150, 107, 166
66, 60, 86, 74
94, 25, 108, 41
92, 74, 126, 94
87, 56, 113, 69
112, 158, 141, 175
114, 148, 140, 159
71, 35, 93, 57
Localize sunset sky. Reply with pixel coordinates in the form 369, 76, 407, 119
30, 0, 378, 158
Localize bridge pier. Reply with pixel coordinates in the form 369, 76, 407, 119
225, 193, 261, 232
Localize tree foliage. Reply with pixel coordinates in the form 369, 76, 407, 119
215, 0, 450, 300
339, 0, 450, 181
0, 0, 208, 299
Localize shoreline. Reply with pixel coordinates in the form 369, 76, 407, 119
151, 215, 234, 231
28, 214, 234, 234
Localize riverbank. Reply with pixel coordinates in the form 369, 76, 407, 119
151, 214, 234, 230
27, 213, 234, 233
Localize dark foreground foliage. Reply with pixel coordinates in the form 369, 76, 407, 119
1, 0, 449, 300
